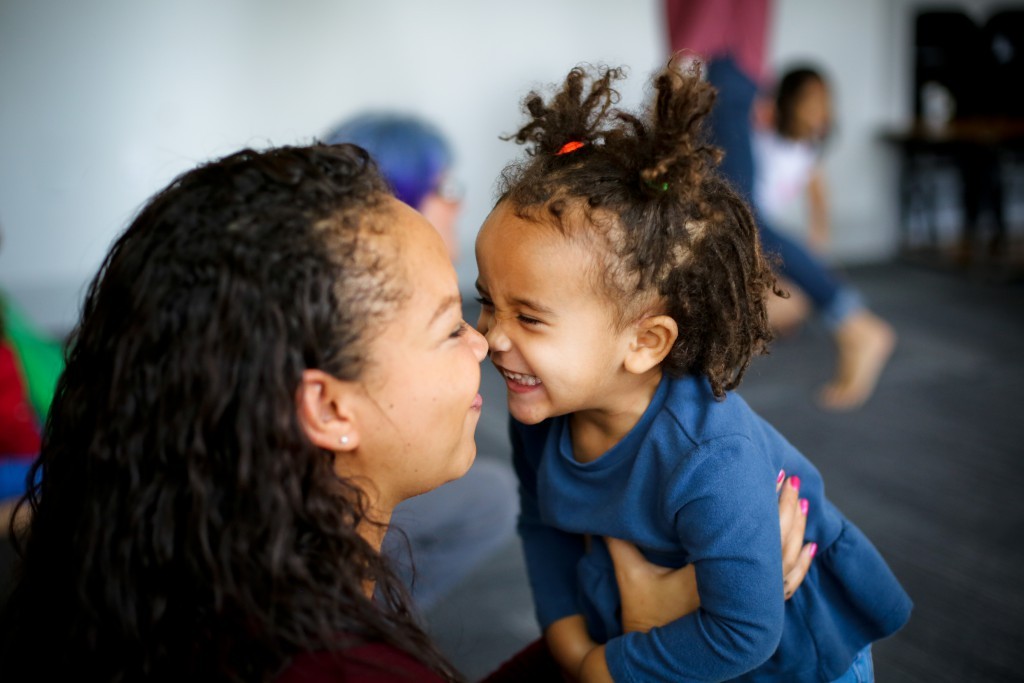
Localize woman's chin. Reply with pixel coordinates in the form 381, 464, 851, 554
445, 447, 477, 487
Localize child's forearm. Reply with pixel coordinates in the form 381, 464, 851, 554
807, 171, 829, 249
545, 614, 599, 679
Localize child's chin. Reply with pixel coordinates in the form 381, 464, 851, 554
508, 403, 551, 425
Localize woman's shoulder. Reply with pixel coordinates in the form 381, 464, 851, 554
277, 641, 446, 683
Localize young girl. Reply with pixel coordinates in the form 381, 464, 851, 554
754, 66, 833, 255
474, 65, 912, 682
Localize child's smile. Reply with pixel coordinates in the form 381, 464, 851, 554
496, 366, 543, 392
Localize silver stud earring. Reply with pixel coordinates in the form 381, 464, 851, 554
340, 435, 350, 446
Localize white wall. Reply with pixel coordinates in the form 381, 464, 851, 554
0, 0, 667, 331
1, 0, 981, 333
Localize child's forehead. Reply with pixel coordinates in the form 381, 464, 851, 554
478, 201, 626, 306
483, 197, 617, 244
479, 201, 600, 263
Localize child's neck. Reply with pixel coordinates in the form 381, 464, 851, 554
569, 368, 663, 464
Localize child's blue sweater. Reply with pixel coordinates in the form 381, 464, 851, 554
512, 374, 911, 682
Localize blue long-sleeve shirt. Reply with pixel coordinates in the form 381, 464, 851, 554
513, 374, 911, 682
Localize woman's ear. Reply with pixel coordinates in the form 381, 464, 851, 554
296, 369, 360, 452
624, 315, 678, 375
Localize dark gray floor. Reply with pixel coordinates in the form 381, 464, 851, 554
2, 260, 1021, 681
427, 261, 1024, 682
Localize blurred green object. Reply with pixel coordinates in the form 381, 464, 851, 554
0, 293, 63, 422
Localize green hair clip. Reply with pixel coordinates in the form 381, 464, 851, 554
644, 178, 669, 192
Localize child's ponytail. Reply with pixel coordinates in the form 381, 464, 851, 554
636, 64, 722, 208
505, 65, 624, 159
505, 63, 723, 211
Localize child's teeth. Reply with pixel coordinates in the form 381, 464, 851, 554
504, 369, 541, 386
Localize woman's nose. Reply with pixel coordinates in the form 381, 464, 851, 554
468, 324, 489, 362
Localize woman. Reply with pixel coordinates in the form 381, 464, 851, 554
325, 112, 520, 613
0, 144, 810, 681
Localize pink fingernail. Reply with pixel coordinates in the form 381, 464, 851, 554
799, 498, 809, 515
790, 476, 801, 490
777, 469, 785, 484
809, 542, 818, 558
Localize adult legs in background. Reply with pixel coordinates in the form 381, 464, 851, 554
706, 57, 759, 201
705, 56, 895, 410
382, 458, 518, 612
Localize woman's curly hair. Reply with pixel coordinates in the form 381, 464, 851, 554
0, 144, 460, 682
499, 63, 779, 397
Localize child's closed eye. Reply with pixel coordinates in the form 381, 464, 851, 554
450, 321, 469, 338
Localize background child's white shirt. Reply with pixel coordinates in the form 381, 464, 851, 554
753, 130, 819, 225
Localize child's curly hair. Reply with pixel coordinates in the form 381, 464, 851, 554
498, 63, 780, 398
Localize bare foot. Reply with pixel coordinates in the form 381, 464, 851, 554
819, 311, 896, 410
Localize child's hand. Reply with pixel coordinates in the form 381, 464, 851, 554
778, 472, 817, 599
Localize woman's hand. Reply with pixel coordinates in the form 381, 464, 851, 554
778, 472, 817, 599
608, 472, 816, 633
606, 537, 699, 634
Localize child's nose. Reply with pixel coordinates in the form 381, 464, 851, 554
480, 314, 511, 354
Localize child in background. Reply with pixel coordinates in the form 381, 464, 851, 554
749, 66, 896, 409
663, 0, 896, 410
474, 65, 911, 682
751, 66, 834, 335
754, 66, 833, 255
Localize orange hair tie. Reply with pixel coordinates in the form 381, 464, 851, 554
555, 140, 585, 156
